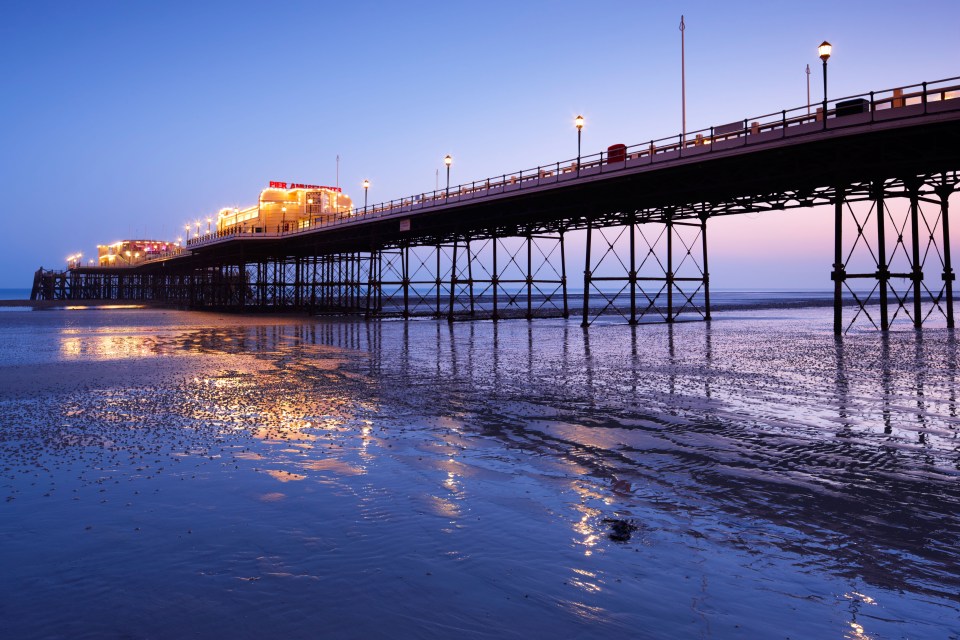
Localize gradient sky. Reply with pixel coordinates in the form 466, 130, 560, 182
2, 0, 958, 290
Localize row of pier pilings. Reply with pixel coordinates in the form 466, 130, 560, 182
34, 171, 956, 332
832, 173, 956, 333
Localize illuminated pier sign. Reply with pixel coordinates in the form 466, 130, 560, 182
269, 180, 342, 192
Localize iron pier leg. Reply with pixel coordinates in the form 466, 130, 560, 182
701, 213, 711, 320
366, 250, 375, 317
492, 234, 499, 322
833, 187, 846, 335
875, 182, 889, 331
310, 256, 317, 311
526, 233, 533, 320
939, 180, 955, 329
582, 220, 592, 328
467, 239, 475, 316
448, 239, 458, 323
910, 182, 923, 329
403, 245, 410, 318
435, 243, 442, 318
629, 218, 637, 324
666, 216, 674, 323
560, 230, 569, 318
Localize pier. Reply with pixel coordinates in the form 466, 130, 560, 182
33, 77, 960, 333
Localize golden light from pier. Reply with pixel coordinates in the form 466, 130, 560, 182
818, 40, 832, 61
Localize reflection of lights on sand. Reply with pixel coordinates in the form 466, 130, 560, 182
845, 592, 876, 606
568, 568, 602, 594
252, 425, 317, 444
574, 511, 600, 556
263, 469, 306, 482
60, 334, 160, 359
443, 471, 459, 493
64, 305, 145, 311
300, 459, 365, 475
843, 591, 877, 640
571, 481, 603, 556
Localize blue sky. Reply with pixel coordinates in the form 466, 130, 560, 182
1, 0, 958, 289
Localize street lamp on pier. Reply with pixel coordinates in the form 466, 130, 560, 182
195, 221, 201, 237
444, 155, 452, 198
206, 217, 212, 234
818, 41, 832, 123
281, 206, 287, 233
184, 224, 191, 240
363, 179, 370, 211
575, 115, 584, 175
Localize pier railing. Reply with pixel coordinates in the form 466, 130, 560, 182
164, 76, 959, 257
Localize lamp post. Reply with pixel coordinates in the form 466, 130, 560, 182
444, 155, 452, 198
177, 237, 182, 249
818, 41, 832, 124
363, 179, 370, 211
195, 221, 201, 238
281, 206, 287, 233
575, 115, 584, 175
206, 217, 212, 234
184, 224, 191, 241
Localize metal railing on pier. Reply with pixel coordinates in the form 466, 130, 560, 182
172, 76, 959, 251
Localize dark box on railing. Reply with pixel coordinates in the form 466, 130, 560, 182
836, 98, 870, 117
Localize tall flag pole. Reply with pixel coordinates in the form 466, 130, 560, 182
680, 15, 686, 145
806, 64, 811, 115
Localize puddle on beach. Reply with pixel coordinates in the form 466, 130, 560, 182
0, 307, 958, 638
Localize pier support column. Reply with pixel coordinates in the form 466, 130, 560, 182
666, 215, 674, 323
581, 219, 593, 328
937, 180, 956, 329
560, 230, 569, 319
629, 216, 637, 325
909, 181, 923, 329
700, 213, 711, 320
526, 233, 533, 320
874, 181, 890, 330
435, 243, 442, 318
832, 186, 846, 335
448, 239, 458, 323
402, 244, 410, 318
467, 239, 475, 317
491, 232, 499, 322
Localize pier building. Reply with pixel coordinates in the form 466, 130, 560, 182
97, 240, 178, 267
215, 183, 353, 235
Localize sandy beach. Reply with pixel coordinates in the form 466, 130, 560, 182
1, 306, 958, 638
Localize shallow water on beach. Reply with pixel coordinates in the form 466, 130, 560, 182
0, 307, 958, 639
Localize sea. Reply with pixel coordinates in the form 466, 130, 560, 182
0, 295, 958, 639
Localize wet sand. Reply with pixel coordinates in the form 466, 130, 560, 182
0, 307, 958, 638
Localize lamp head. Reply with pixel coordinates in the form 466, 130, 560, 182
444, 154, 452, 167
575, 114, 584, 131
818, 41, 832, 62
363, 179, 370, 189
